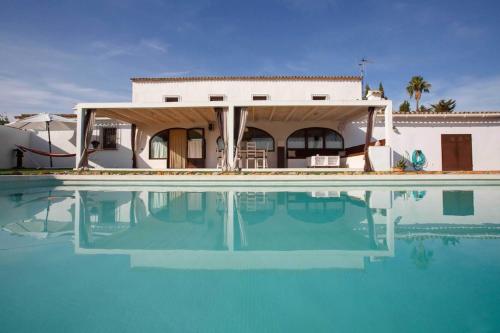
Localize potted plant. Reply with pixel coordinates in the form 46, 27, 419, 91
394, 158, 407, 172
91, 140, 100, 149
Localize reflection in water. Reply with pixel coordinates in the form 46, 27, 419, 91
2, 190, 75, 239
2, 186, 500, 270
1, 186, 500, 333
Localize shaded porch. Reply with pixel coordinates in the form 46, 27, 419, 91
75, 101, 392, 171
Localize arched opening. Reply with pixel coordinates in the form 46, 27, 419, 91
217, 127, 275, 151
286, 127, 344, 159
149, 128, 206, 168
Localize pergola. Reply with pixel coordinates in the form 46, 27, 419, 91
74, 99, 393, 170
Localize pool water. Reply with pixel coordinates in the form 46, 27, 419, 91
0, 184, 499, 332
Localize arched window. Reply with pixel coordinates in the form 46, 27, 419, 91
149, 128, 206, 161
150, 129, 169, 159
217, 127, 275, 151
286, 127, 344, 158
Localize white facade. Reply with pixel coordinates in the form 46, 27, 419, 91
1, 118, 132, 169
132, 77, 362, 103
3, 75, 499, 171
374, 113, 500, 171
74, 75, 395, 171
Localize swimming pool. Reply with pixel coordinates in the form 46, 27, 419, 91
1, 182, 499, 332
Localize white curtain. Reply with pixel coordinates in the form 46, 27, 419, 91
233, 107, 248, 168
151, 136, 168, 159
150, 192, 169, 212
215, 107, 227, 170
78, 109, 96, 169
188, 139, 203, 158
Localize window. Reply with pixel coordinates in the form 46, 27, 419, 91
217, 127, 275, 151
252, 95, 269, 101
150, 129, 169, 159
286, 127, 344, 158
149, 128, 205, 160
287, 129, 306, 149
312, 95, 328, 101
307, 128, 324, 149
187, 128, 205, 159
164, 96, 180, 102
102, 128, 117, 149
209, 95, 225, 101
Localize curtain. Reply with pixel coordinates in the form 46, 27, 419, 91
169, 129, 187, 169
215, 107, 227, 170
364, 107, 376, 172
131, 124, 137, 168
150, 192, 169, 212
77, 109, 96, 169
188, 139, 203, 158
151, 136, 168, 159
233, 107, 248, 168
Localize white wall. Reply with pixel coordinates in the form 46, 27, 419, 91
17, 120, 133, 169
393, 188, 500, 225
0, 125, 30, 168
385, 121, 500, 171
28, 127, 77, 168
132, 79, 362, 103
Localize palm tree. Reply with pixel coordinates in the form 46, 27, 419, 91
406, 76, 431, 112
431, 99, 456, 113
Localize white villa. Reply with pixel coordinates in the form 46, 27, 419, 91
2, 75, 500, 171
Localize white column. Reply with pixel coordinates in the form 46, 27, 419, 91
74, 190, 81, 252
75, 107, 85, 169
384, 101, 393, 167
384, 101, 393, 147
226, 191, 235, 251
227, 105, 235, 169
386, 198, 395, 257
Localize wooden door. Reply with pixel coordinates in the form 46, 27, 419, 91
441, 134, 473, 171
169, 129, 187, 169
277, 146, 286, 168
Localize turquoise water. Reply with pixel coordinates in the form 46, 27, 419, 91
1, 184, 499, 332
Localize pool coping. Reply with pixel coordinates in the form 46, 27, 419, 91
2, 173, 500, 187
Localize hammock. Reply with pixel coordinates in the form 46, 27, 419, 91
16, 145, 95, 158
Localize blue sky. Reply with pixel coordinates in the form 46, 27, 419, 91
1, 0, 500, 117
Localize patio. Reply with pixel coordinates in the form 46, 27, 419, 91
74, 99, 393, 171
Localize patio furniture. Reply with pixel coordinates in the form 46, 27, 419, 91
306, 155, 340, 168
216, 148, 224, 169
245, 142, 257, 168
240, 142, 268, 169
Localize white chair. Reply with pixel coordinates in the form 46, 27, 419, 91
216, 149, 224, 169
245, 142, 257, 168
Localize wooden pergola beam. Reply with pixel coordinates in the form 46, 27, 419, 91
284, 107, 298, 121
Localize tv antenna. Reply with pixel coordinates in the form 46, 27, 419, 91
358, 57, 374, 97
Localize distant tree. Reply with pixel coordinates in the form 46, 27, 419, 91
406, 76, 431, 112
418, 105, 430, 112
431, 99, 456, 113
411, 239, 434, 269
378, 82, 386, 99
399, 100, 411, 113
0, 114, 9, 125
364, 83, 371, 99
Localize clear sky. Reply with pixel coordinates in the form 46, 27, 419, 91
1, 0, 500, 117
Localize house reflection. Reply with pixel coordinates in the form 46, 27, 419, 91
3, 185, 499, 270
75, 189, 394, 270
1, 190, 75, 239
